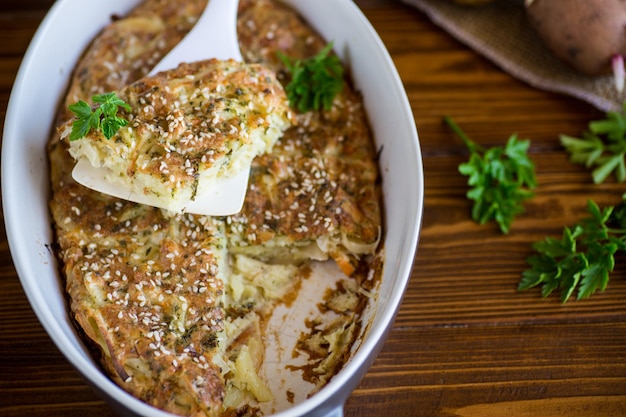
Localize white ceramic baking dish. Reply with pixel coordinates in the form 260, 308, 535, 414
1, 0, 423, 416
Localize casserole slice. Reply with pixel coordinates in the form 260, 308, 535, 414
50, 170, 230, 415
61, 58, 294, 213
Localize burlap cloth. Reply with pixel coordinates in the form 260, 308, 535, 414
401, 0, 626, 112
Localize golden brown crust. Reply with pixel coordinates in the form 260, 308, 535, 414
49, 1, 229, 414
229, 0, 381, 275
226, 94, 382, 275
237, 0, 327, 69
48, 0, 383, 415
59, 0, 207, 124
62, 58, 293, 211
50, 168, 227, 415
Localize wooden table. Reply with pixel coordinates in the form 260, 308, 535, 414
1, 1, 625, 416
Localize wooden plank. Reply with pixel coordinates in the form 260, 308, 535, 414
1, 1, 625, 416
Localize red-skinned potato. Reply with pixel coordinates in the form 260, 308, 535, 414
525, 0, 626, 76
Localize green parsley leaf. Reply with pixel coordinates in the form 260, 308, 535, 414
560, 103, 626, 183
68, 92, 131, 141
519, 196, 626, 302
67, 101, 98, 141
445, 116, 537, 234
277, 42, 344, 112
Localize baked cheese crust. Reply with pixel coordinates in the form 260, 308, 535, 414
232, 0, 381, 275
58, 0, 208, 125
63, 59, 293, 213
48, 0, 383, 415
51, 183, 228, 415
225, 87, 381, 275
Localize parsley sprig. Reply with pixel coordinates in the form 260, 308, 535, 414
519, 196, 626, 303
445, 117, 537, 234
560, 103, 626, 183
68, 92, 131, 141
278, 42, 344, 112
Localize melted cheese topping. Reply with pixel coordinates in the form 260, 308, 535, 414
48, 0, 383, 415
64, 59, 293, 213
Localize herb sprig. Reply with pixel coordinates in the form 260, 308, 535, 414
68, 92, 131, 141
278, 42, 344, 113
519, 196, 626, 303
560, 103, 626, 184
445, 117, 537, 234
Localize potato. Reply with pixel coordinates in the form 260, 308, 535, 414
525, 0, 626, 76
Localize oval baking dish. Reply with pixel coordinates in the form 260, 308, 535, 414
1, 0, 423, 416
